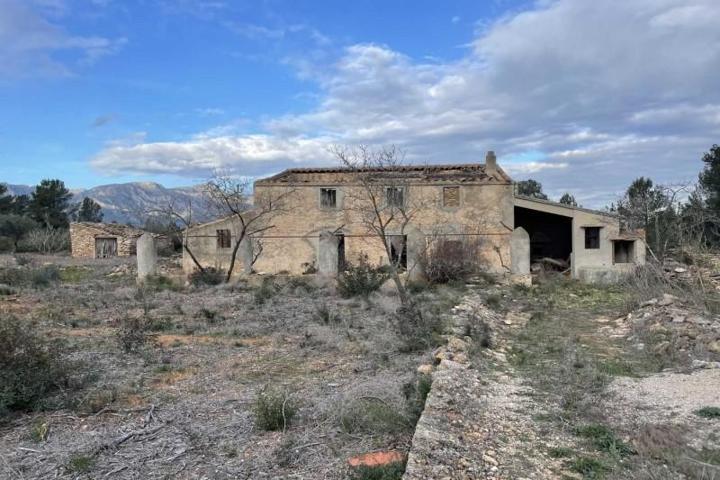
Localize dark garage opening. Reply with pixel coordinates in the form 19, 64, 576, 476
514, 206, 572, 263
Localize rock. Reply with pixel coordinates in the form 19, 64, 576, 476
652, 341, 671, 355
447, 337, 469, 352
688, 315, 711, 325
672, 315, 686, 323
417, 364, 434, 375
674, 267, 687, 273
641, 298, 658, 307
708, 341, 720, 354
482, 454, 498, 466
658, 293, 678, 306
453, 353, 469, 364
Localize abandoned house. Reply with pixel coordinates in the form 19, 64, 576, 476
183, 152, 645, 282
70, 222, 169, 259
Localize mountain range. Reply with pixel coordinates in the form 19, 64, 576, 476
3, 182, 214, 226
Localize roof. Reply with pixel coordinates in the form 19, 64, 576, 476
70, 222, 148, 238
514, 194, 617, 218
255, 163, 512, 185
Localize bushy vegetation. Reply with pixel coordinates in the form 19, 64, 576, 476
419, 237, 482, 285
0, 316, 71, 414
188, 267, 225, 286
252, 386, 296, 431
392, 303, 444, 352
350, 462, 406, 480
254, 277, 279, 305
0, 265, 60, 289
337, 255, 389, 298
115, 316, 155, 353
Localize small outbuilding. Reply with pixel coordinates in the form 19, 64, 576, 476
70, 222, 154, 258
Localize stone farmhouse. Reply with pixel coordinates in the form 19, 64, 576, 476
183, 152, 645, 282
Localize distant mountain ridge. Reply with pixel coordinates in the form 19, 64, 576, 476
2, 181, 214, 226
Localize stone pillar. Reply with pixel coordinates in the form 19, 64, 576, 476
406, 227, 426, 282
136, 233, 157, 281
510, 227, 530, 275
317, 231, 339, 276
239, 237, 254, 274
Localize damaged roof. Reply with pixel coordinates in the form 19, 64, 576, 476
255, 163, 512, 185
70, 222, 148, 237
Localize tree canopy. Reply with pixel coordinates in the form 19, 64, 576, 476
77, 197, 103, 223
29, 179, 73, 229
516, 179, 548, 199
559, 193, 577, 206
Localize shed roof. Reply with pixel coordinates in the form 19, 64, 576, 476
256, 163, 512, 185
70, 222, 148, 238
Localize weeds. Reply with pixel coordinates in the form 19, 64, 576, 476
403, 373, 432, 426
314, 303, 340, 324
568, 456, 609, 477
144, 274, 181, 292
254, 278, 278, 305
340, 397, 409, 434
189, 267, 225, 286
337, 255, 388, 298
65, 454, 94, 474
393, 303, 444, 352
575, 424, 634, 457
253, 386, 296, 431
116, 316, 155, 353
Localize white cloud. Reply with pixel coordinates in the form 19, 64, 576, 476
90, 0, 720, 206
0, 0, 125, 78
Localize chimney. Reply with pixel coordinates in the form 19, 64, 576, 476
485, 150, 497, 176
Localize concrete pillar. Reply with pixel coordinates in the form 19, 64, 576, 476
317, 231, 339, 276
136, 233, 157, 281
511, 227, 530, 275
406, 227, 426, 282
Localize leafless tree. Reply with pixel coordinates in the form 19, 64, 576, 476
331, 145, 430, 305
145, 198, 205, 272
204, 174, 294, 282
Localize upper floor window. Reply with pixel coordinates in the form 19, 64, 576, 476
584, 227, 600, 249
217, 229, 231, 249
320, 188, 337, 208
386, 187, 404, 207
443, 186, 460, 207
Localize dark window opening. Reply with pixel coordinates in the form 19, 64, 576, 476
217, 229, 231, 249
514, 206, 572, 265
443, 186, 460, 207
320, 188, 337, 208
386, 187, 404, 208
388, 235, 407, 270
584, 227, 601, 249
336, 234, 346, 271
613, 240, 635, 264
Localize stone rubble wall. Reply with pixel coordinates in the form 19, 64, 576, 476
70, 223, 138, 258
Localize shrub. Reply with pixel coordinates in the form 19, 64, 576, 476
254, 277, 278, 305
188, 267, 225, 286
350, 462, 406, 480
575, 424, 634, 457
116, 316, 155, 353
403, 373, 432, 426
253, 386, 296, 431
569, 456, 609, 477
0, 316, 70, 414
418, 237, 483, 285
314, 303, 340, 324
20, 228, 70, 253
393, 303, 444, 352
0, 285, 15, 296
694, 406, 720, 419
30, 265, 60, 288
65, 454, 95, 474
337, 255, 388, 298
340, 397, 409, 434
144, 274, 181, 291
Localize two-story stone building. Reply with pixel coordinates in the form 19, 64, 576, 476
183, 152, 645, 282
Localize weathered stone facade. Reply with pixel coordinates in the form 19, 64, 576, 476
184, 157, 515, 276
70, 222, 153, 258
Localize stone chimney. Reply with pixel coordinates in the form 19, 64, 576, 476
485, 150, 497, 176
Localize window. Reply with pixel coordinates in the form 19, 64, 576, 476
443, 186, 460, 207
217, 229, 231, 249
613, 240, 635, 264
386, 187, 404, 207
320, 188, 337, 208
584, 227, 600, 249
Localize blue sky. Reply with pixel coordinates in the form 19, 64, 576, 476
1, 0, 719, 206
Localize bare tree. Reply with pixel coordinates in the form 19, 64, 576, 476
145, 198, 205, 272
331, 145, 430, 305
204, 174, 294, 282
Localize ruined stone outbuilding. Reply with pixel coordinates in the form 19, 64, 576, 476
70, 222, 170, 259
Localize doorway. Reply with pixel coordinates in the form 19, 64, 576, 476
336, 234, 346, 271
95, 237, 118, 258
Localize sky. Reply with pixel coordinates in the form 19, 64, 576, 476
0, 0, 719, 207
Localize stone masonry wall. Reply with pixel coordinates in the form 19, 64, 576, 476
70, 223, 139, 258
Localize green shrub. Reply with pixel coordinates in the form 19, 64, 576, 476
403, 373, 432, 426
337, 255, 388, 298
65, 454, 94, 474
0, 285, 16, 296
340, 397, 409, 434
568, 456, 609, 477
144, 274, 181, 291
575, 424, 634, 457
30, 265, 60, 288
695, 406, 720, 419
253, 386, 296, 431
350, 462, 406, 480
189, 267, 225, 286
0, 316, 70, 414
393, 303, 444, 352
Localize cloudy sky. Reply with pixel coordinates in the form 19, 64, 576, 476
1, 0, 719, 206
